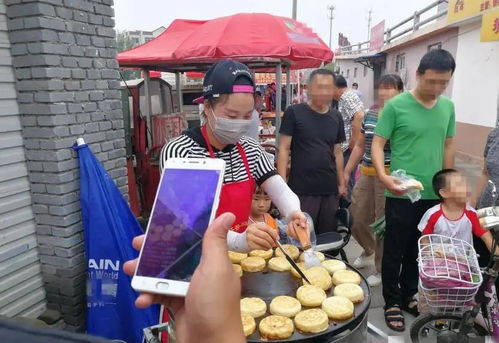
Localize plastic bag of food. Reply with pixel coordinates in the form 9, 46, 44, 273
392, 169, 424, 203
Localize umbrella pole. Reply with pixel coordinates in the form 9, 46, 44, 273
175, 72, 183, 113
275, 64, 282, 147
286, 67, 291, 109
143, 70, 153, 149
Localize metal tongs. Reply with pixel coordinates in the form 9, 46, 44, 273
274, 239, 311, 284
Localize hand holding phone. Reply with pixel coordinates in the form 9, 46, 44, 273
124, 213, 246, 343
132, 158, 225, 296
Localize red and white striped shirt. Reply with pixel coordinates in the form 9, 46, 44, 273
418, 204, 488, 244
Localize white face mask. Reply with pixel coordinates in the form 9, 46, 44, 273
208, 110, 252, 144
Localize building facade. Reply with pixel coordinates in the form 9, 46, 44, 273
334, 3, 499, 162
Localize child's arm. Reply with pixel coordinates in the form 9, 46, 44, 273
480, 231, 499, 254
468, 208, 499, 254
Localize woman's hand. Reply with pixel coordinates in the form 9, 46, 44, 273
286, 211, 309, 241
246, 222, 279, 250
123, 213, 245, 343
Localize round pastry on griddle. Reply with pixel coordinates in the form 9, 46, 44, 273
232, 263, 243, 277
269, 296, 302, 318
274, 244, 300, 260
241, 256, 266, 272
302, 266, 333, 290
296, 284, 327, 307
240, 297, 267, 318
290, 262, 307, 278
249, 249, 274, 260
299, 251, 325, 262
259, 315, 294, 340
322, 296, 355, 321
268, 257, 291, 272
249, 249, 273, 260
333, 283, 365, 303
241, 313, 256, 337
228, 251, 247, 264
294, 309, 329, 333
321, 259, 347, 275
332, 269, 362, 285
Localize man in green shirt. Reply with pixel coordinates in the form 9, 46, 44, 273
372, 49, 456, 332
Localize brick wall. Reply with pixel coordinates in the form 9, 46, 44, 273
5, 0, 126, 331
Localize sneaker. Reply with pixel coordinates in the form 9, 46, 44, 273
352, 252, 374, 268
367, 273, 382, 287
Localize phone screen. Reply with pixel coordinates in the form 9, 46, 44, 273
136, 168, 222, 281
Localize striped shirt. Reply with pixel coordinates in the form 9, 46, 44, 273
338, 89, 364, 152
360, 109, 391, 167
160, 127, 277, 185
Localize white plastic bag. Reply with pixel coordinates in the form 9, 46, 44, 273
392, 169, 423, 203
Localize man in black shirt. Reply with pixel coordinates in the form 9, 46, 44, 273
278, 69, 346, 234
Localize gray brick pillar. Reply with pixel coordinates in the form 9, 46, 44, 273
5, 0, 127, 331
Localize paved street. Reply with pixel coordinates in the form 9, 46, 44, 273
344, 157, 483, 341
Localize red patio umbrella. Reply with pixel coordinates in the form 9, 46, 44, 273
117, 19, 207, 66
117, 13, 333, 70
172, 13, 332, 69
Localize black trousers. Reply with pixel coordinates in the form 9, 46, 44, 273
382, 197, 439, 308
298, 194, 339, 235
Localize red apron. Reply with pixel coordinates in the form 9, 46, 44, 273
201, 125, 256, 233
160, 128, 256, 342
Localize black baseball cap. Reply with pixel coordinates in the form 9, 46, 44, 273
193, 60, 255, 104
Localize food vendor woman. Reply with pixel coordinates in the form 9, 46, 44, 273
160, 60, 306, 252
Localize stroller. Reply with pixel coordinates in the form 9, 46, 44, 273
314, 198, 353, 262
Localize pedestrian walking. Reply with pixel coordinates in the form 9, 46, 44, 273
332, 74, 365, 201
344, 74, 404, 287
371, 49, 457, 331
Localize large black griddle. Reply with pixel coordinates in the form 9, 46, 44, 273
241, 256, 371, 343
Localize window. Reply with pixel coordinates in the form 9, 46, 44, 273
354, 67, 358, 78
346, 69, 350, 78
428, 42, 442, 51
363, 65, 368, 77
395, 53, 406, 72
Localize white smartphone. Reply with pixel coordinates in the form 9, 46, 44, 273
131, 158, 225, 296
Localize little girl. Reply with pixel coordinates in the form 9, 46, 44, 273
249, 186, 277, 231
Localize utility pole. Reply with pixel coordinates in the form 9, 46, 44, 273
328, 5, 335, 48
367, 8, 372, 41
292, 0, 297, 19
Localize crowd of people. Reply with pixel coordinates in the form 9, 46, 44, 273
126, 49, 499, 340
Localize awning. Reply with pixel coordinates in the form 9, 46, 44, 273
354, 52, 386, 70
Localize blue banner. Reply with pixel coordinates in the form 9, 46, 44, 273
75, 143, 159, 342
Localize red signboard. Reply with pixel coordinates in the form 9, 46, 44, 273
254, 72, 298, 85
370, 20, 385, 51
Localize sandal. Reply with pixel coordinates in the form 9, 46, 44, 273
402, 298, 419, 317
384, 306, 405, 332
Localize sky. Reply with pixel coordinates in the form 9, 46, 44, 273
114, 0, 438, 49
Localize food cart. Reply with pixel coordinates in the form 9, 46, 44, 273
117, 13, 375, 343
